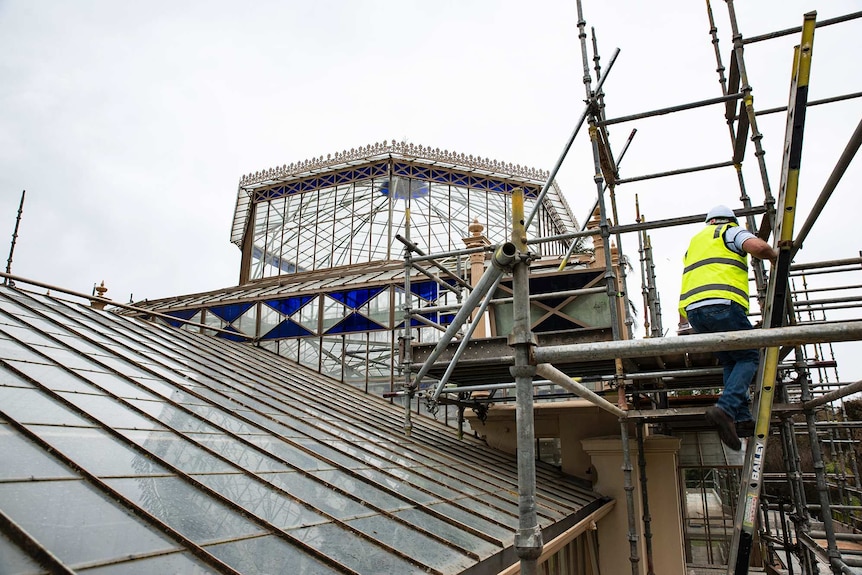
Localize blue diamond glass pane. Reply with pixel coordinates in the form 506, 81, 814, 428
410, 282, 437, 301
326, 313, 387, 334
164, 309, 199, 327
440, 313, 456, 325
328, 288, 384, 310
261, 320, 313, 339
264, 296, 315, 317
216, 327, 248, 342
208, 303, 254, 324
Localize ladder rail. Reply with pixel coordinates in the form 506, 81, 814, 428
728, 12, 818, 575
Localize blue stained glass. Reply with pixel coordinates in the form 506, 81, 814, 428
164, 309, 198, 327
378, 179, 428, 200
429, 169, 449, 183
208, 303, 254, 323
328, 288, 383, 309
326, 313, 386, 334
451, 174, 469, 186
261, 320, 313, 339
440, 313, 456, 325
410, 281, 437, 301
216, 327, 247, 342
264, 296, 315, 316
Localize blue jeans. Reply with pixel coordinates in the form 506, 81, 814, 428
687, 302, 758, 422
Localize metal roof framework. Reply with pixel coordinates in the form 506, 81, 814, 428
231, 142, 578, 284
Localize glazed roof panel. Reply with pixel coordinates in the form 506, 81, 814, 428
0, 285, 605, 574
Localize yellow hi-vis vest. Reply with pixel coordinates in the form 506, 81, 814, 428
678, 223, 749, 319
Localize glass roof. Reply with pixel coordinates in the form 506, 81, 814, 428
0, 285, 604, 574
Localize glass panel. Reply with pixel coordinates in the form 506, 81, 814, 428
319, 337, 342, 380
29, 426, 168, 477
364, 289, 391, 327
298, 338, 319, 370
125, 399, 220, 433
58, 393, 161, 430
0, 532, 42, 575
321, 296, 346, 331
350, 467, 438, 504
206, 534, 341, 575
24, 346, 108, 371
291, 437, 370, 470
343, 334, 367, 389
277, 338, 298, 362
258, 304, 282, 338
394, 507, 500, 557
243, 435, 332, 471
180, 311, 202, 332
0, 423, 76, 480
203, 310, 225, 330
192, 473, 329, 529
0, 385, 93, 427
78, 551, 214, 575
310, 469, 408, 511
182, 405, 260, 435
73, 370, 162, 400
4, 361, 98, 394
427, 501, 512, 540
105, 476, 266, 543
196, 434, 323, 473
234, 304, 257, 336
0, 335, 45, 363
347, 514, 472, 573
119, 430, 238, 474
264, 472, 367, 519
0, 481, 177, 565
292, 522, 423, 574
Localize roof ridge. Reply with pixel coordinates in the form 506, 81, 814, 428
239, 139, 550, 187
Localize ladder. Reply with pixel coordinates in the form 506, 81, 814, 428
727, 12, 816, 575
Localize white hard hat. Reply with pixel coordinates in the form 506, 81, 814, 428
705, 205, 737, 223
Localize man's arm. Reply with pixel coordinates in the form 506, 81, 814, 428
741, 236, 779, 264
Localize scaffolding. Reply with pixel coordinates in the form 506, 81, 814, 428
398, 3, 862, 574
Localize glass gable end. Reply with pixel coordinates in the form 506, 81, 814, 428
240, 157, 574, 282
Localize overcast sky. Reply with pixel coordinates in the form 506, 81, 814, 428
2, 1, 861, 376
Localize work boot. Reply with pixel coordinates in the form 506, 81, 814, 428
736, 420, 755, 438
706, 406, 742, 451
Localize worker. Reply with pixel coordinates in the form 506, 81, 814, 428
678, 205, 778, 450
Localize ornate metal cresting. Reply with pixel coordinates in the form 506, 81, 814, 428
239, 139, 550, 187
